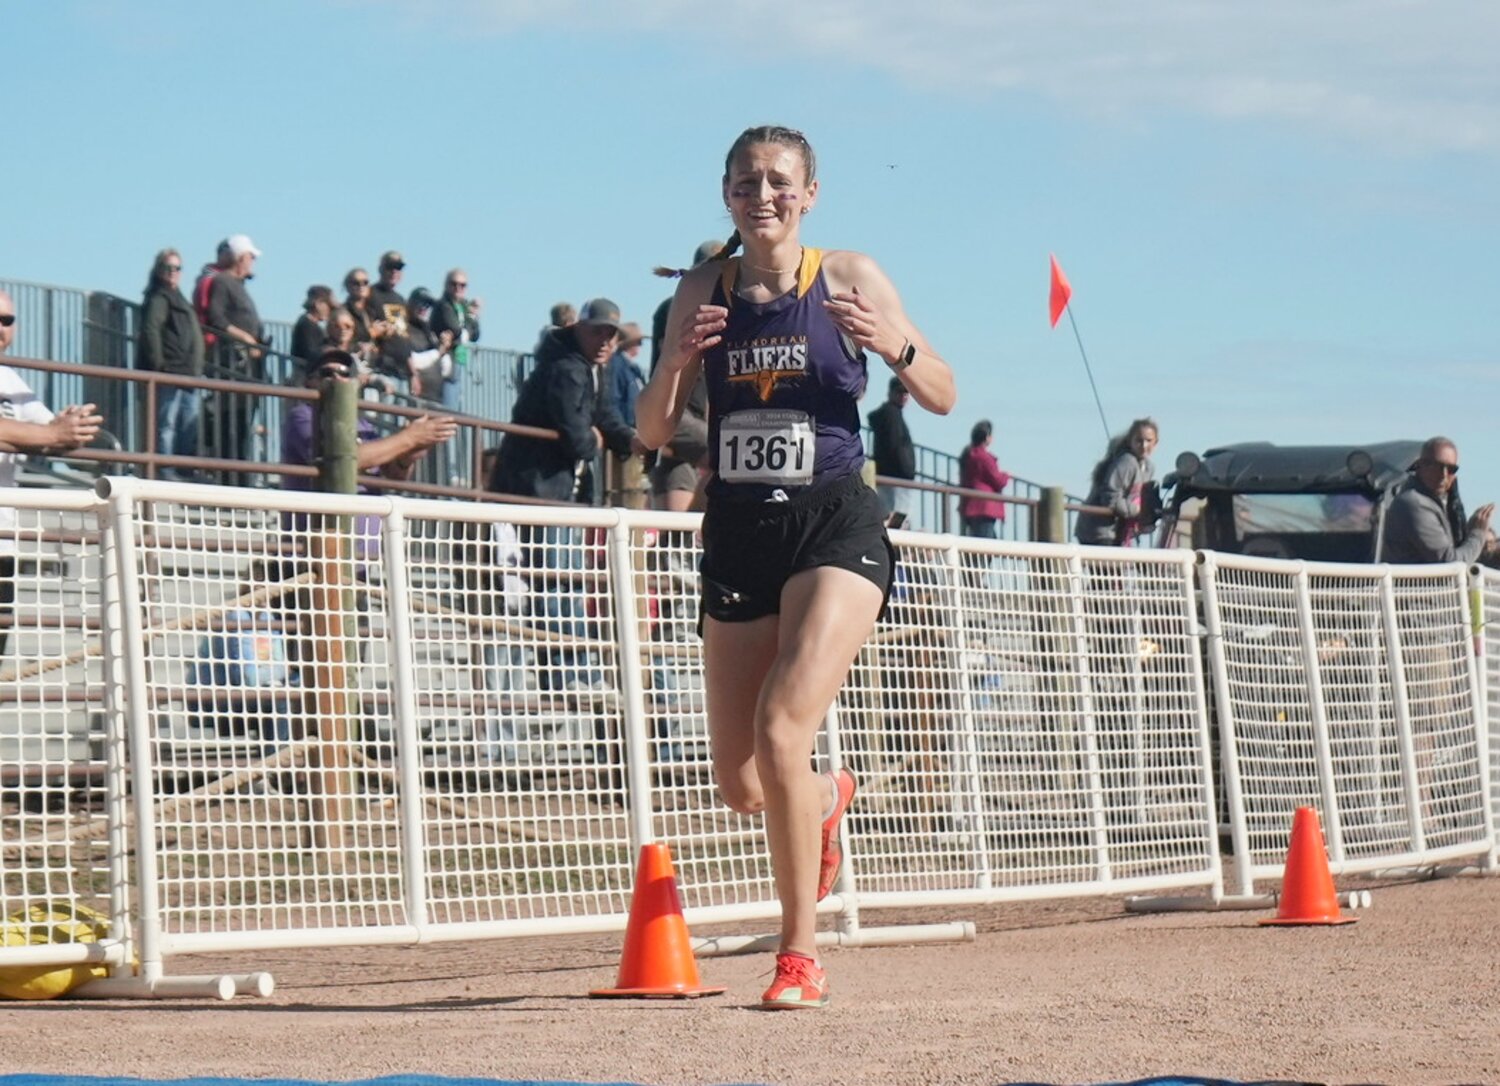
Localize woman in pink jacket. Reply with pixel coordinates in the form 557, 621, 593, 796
958, 419, 1011, 538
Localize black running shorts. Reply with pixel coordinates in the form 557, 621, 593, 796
699, 471, 896, 624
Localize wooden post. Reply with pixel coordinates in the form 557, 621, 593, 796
1037, 486, 1068, 544
309, 367, 359, 868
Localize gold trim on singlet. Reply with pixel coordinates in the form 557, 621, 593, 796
721, 247, 824, 306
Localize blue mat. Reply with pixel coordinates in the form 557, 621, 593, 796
0, 1075, 1360, 1086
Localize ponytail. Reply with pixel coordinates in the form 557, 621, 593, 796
651, 230, 741, 278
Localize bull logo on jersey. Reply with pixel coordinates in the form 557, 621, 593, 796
725, 336, 809, 402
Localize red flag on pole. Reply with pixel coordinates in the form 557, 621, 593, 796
1048, 254, 1073, 328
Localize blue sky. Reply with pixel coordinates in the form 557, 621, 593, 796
4, 0, 1498, 505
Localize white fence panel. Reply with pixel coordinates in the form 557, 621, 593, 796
1201, 552, 1494, 894
0, 488, 126, 970
1474, 567, 1500, 854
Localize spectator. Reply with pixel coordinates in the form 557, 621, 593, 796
367, 250, 411, 388
523, 301, 577, 393
290, 285, 335, 376
0, 289, 105, 656
275, 349, 456, 704
191, 239, 232, 353
204, 233, 266, 481
958, 419, 1012, 538
489, 297, 642, 504
282, 348, 457, 495
405, 287, 453, 403
1382, 436, 1494, 564
488, 298, 645, 696
1075, 417, 1160, 547
341, 267, 386, 355
648, 240, 721, 513
137, 248, 206, 481
326, 306, 392, 398
867, 375, 917, 520
605, 322, 649, 508
429, 268, 481, 414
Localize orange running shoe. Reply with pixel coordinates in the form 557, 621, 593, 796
817, 768, 857, 901
760, 952, 829, 1010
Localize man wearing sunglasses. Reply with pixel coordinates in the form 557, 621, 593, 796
1382, 436, 1495, 564
0, 289, 105, 655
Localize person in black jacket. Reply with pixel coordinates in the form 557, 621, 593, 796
489, 298, 645, 695
866, 375, 916, 520
289, 285, 334, 377
138, 248, 206, 480
489, 297, 641, 503
366, 250, 411, 389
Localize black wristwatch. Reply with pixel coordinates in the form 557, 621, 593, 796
890, 339, 916, 371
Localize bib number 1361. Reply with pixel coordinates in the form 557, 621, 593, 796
718, 409, 815, 485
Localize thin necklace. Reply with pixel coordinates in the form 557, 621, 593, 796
742, 248, 801, 275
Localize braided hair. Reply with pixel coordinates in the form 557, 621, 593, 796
652, 125, 818, 278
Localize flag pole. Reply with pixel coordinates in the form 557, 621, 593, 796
1065, 307, 1111, 442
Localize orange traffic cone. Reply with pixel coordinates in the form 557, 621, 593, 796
1260, 806, 1357, 926
590, 842, 726, 998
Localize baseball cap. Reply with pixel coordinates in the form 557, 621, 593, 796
379, 250, 406, 270
226, 234, 262, 258
577, 297, 622, 332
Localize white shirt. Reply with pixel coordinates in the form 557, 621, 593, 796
0, 365, 55, 548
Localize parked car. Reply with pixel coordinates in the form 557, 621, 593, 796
1157, 440, 1425, 563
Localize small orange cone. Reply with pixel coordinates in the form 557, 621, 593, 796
590, 842, 726, 998
1260, 806, 1357, 926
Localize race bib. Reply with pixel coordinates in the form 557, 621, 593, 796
718, 409, 815, 485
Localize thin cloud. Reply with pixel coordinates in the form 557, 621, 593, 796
437, 0, 1500, 153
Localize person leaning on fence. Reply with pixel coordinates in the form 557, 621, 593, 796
635, 124, 956, 1010
0, 289, 105, 657
137, 248, 206, 482
1381, 436, 1495, 565
1074, 417, 1160, 547
367, 250, 412, 389
204, 234, 267, 482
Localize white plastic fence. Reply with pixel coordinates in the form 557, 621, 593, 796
1201, 551, 1494, 894
1, 478, 1494, 996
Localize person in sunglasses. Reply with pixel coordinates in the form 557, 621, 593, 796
138, 249, 206, 480
1382, 436, 1495, 563
0, 288, 105, 655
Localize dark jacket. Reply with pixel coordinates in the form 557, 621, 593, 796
290, 315, 329, 372
204, 272, 263, 378
429, 297, 479, 345
138, 285, 205, 376
366, 283, 410, 378
489, 327, 635, 503
649, 295, 709, 468
867, 400, 916, 479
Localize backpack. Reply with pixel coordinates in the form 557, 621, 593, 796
193, 268, 218, 348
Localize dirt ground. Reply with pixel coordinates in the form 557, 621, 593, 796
1, 874, 1496, 1086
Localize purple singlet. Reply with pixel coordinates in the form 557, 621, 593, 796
702, 248, 869, 502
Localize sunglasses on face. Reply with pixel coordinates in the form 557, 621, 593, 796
0, 315, 14, 327
165, 264, 182, 272
449, 281, 467, 289
1424, 460, 1460, 476
349, 279, 368, 287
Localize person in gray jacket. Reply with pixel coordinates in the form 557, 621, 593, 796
1381, 436, 1494, 564
1074, 417, 1159, 546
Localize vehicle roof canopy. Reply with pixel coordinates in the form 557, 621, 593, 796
1173, 440, 1424, 497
